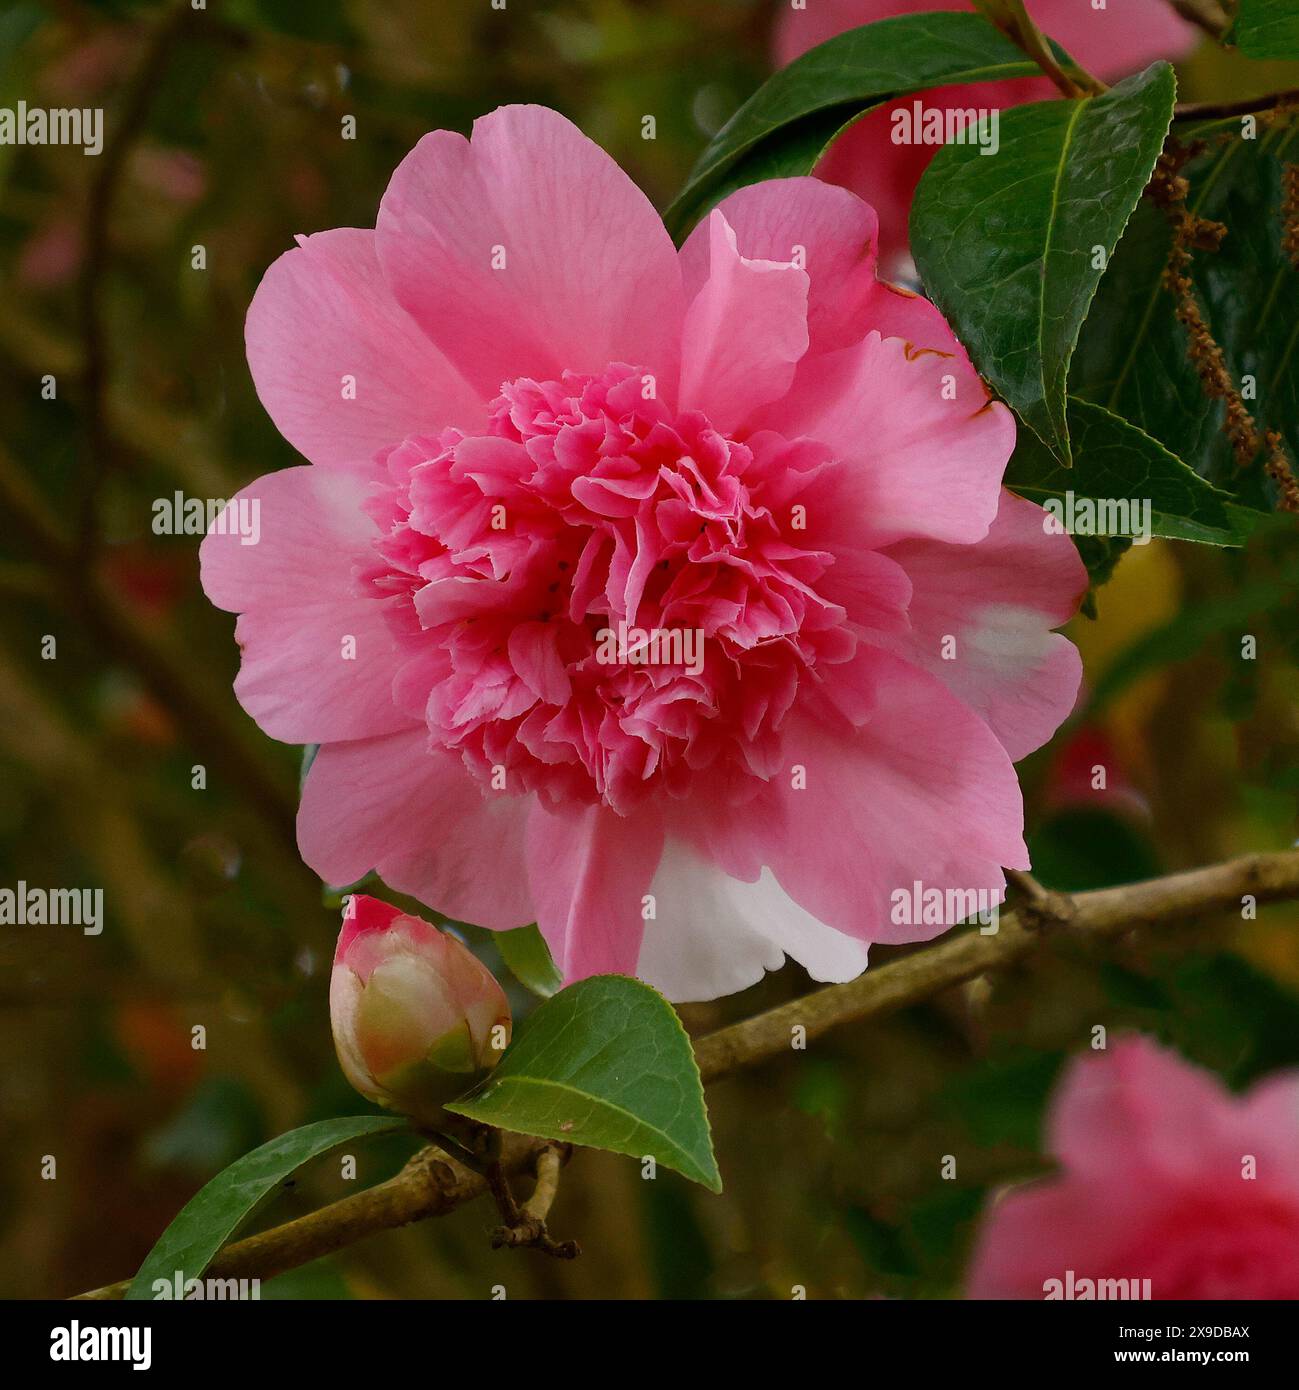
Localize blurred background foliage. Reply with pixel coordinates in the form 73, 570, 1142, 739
0, 0, 1296, 1300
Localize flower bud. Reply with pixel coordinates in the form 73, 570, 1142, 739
329, 895, 511, 1124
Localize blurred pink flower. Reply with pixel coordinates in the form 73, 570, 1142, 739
774, 0, 1200, 274
16, 219, 82, 289
330, 895, 511, 1122
967, 1037, 1299, 1298
130, 147, 208, 206
202, 105, 1085, 1002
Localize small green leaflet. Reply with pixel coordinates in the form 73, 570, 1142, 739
126, 1115, 404, 1300
911, 64, 1177, 465
496, 923, 564, 998
449, 974, 721, 1192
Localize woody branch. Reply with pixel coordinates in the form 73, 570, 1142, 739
74, 848, 1299, 1300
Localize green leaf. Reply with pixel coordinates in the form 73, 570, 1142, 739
1004, 396, 1261, 545
911, 63, 1177, 464
1231, 0, 1299, 59
1072, 114, 1299, 502
448, 975, 720, 1192
664, 12, 1069, 240
496, 924, 563, 998
126, 1116, 403, 1300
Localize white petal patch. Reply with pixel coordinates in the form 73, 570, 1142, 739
963, 603, 1056, 677
636, 839, 869, 1003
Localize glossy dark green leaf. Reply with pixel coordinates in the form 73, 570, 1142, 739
1004, 396, 1258, 545
1231, 0, 1299, 58
911, 64, 1177, 464
664, 12, 1065, 239
126, 1116, 404, 1300
448, 975, 720, 1191
1072, 114, 1299, 501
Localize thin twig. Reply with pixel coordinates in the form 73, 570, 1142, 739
1175, 90, 1299, 122
70, 848, 1299, 1299
1168, 0, 1231, 41
972, 0, 1106, 98
1003, 867, 1078, 931
485, 1133, 579, 1259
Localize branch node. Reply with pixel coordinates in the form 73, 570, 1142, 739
1004, 869, 1077, 931
486, 1143, 579, 1259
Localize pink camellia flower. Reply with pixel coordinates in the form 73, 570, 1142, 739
201, 105, 1086, 1002
330, 895, 511, 1123
774, 0, 1200, 274
967, 1038, 1299, 1298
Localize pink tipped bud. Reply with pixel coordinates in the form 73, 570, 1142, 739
329, 895, 511, 1125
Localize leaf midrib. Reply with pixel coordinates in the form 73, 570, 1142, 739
1035, 97, 1089, 449
452, 1072, 716, 1185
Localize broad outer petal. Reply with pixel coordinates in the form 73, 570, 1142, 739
677, 210, 809, 434
299, 730, 534, 931
376, 104, 685, 400
636, 837, 869, 1003
525, 801, 665, 981
748, 649, 1027, 944
679, 178, 876, 358
760, 330, 1014, 547
245, 228, 481, 469
199, 465, 411, 743
879, 489, 1086, 760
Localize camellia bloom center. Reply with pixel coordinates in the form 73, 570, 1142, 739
361, 363, 848, 814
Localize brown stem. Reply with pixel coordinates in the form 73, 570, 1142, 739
972, 0, 1105, 98
72, 849, 1299, 1298
1003, 867, 1077, 929
521, 1146, 567, 1224
695, 850, 1299, 1082
484, 1132, 579, 1259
